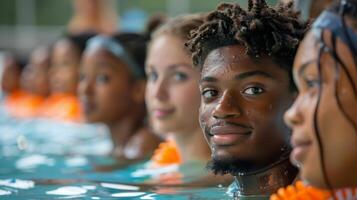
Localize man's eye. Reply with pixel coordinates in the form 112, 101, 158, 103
96, 74, 110, 84
242, 87, 264, 95
202, 89, 218, 100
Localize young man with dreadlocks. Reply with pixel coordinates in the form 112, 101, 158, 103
186, 0, 309, 198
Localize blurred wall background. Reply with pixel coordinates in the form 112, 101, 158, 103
0, 0, 278, 58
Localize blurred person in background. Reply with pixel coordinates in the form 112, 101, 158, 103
39, 33, 96, 122
145, 14, 211, 168
5, 46, 51, 118
21, 46, 51, 98
79, 33, 162, 160
68, 0, 118, 35
1, 53, 25, 100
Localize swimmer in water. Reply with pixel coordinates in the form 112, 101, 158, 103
79, 33, 162, 160
186, 0, 309, 198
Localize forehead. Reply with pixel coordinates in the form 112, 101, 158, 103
83, 47, 119, 64
54, 39, 78, 53
293, 32, 319, 72
201, 45, 286, 79
147, 34, 191, 66
82, 47, 131, 74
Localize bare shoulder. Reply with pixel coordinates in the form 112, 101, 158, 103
124, 128, 163, 159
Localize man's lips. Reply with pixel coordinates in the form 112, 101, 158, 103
209, 123, 252, 146
152, 108, 175, 119
210, 125, 252, 135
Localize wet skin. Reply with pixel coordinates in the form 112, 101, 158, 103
285, 30, 357, 188
200, 45, 295, 171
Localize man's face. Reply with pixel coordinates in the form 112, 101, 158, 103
199, 45, 294, 174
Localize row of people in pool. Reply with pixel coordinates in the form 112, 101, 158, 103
1, 33, 96, 121
1, 0, 357, 199
136, 0, 357, 198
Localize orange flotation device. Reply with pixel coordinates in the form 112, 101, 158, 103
4, 90, 45, 118
150, 139, 182, 167
38, 93, 82, 122
270, 181, 357, 200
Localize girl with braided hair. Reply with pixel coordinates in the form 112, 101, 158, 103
273, 0, 357, 199
186, 0, 309, 198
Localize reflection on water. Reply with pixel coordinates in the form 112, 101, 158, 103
0, 108, 230, 199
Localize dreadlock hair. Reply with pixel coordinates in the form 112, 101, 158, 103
186, 0, 309, 90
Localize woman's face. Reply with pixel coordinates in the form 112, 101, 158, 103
145, 34, 201, 136
78, 47, 135, 124
285, 31, 357, 188
50, 39, 81, 94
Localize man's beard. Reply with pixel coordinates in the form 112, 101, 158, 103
206, 156, 255, 176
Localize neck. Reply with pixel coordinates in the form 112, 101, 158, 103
171, 127, 210, 163
108, 109, 144, 157
233, 157, 298, 198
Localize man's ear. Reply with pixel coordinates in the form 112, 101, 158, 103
131, 80, 146, 104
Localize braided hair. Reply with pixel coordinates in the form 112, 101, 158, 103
186, 0, 309, 90
308, 0, 357, 195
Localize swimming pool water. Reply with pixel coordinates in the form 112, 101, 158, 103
0, 109, 231, 199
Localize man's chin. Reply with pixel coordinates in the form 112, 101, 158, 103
207, 152, 254, 176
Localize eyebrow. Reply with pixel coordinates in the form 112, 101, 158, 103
200, 70, 274, 83
146, 63, 193, 72
167, 63, 192, 69
234, 70, 274, 80
298, 60, 317, 77
200, 76, 217, 83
